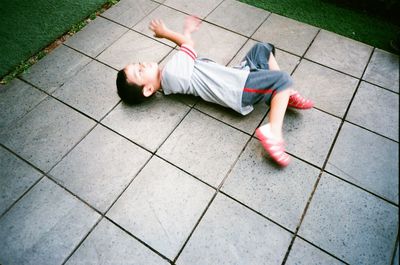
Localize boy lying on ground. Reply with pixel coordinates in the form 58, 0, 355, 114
116, 16, 313, 166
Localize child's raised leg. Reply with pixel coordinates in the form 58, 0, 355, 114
253, 44, 313, 166
269, 53, 314, 109
256, 89, 291, 167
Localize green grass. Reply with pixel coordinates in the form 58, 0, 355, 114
240, 0, 399, 53
0, 0, 112, 80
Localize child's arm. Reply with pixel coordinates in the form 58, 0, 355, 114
149, 16, 201, 48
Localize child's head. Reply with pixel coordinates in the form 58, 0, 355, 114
116, 62, 161, 104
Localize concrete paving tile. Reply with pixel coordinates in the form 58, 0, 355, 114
133, 5, 189, 46
299, 173, 398, 265
0, 146, 42, 216
273, 49, 302, 74
159, 47, 178, 68
21, 45, 91, 93
347, 81, 399, 141
64, 17, 127, 58
252, 14, 319, 56
101, 0, 159, 28
394, 243, 399, 265
157, 109, 250, 187
228, 39, 300, 74
0, 177, 100, 265
326, 122, 399, 204
305, 30, 373, 78
363, 48, 399, 93
52, 60, 119, 121
163, 0, 223, 18
228, 39, 256, 67
97, 30, 172, 70
291, 59, 358, 118
194, 101, 267, 134
107, 157, 214, 260
222, 138, 319, 231
206, 0, 269, 37
275, 108, 341, 167
0, 97, 95, 172
285, 237, 345, 265
0, 79, 47, 129
176, 193, 292, 265
192, 21, 248, 65
50, 125, 151, 213
65, 218, 169, 265
166, 93, 199, 107
102, 93, 190, 152
136, 10, 247, 65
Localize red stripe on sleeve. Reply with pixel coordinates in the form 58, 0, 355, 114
180, 45, 197, 60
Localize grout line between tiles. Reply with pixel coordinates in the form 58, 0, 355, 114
295, 235, 351, 264
281, 40, 378, 265
45, 156, 173, 264
172, 134, 254, 263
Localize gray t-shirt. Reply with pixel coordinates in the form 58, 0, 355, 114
161, 45, 252, 115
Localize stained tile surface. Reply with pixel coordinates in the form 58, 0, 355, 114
157, 109, 250, 187
101, 0, 159, 28
347, 81, 399, 141
0, 97, 95, 172
326, 122, 399, 203
21, 45, 91, 93
305, 30, 373, 78
299, 173, 398, 265
0, 79, 47, 128
97, 30, 172, 69
102, 93, 190, 152
53, 60, 119, 120
107, 157, 214, 259
64, 17, 127, 57
291, 60, 358, 118
285, 237, 345, 265
50, 125, 151, 213
363, 48, 399, 92
163, 0, 223, 18
0, 147, 42, 216
0, 178, 99, 265
223, 138, 319, 231
279, 108, 341, 167
65, 218, 169, 265
177, 194, 292, 265
253, 14, 319, 56
206, 0, 269, 37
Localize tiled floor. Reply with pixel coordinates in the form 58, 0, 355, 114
0, 0, 399, 264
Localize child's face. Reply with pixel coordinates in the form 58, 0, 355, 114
124, 62, 160, 88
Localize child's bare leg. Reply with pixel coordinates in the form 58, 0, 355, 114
259, 89, 290, 141
269, 89, 290, 139
256, 88, 291, 166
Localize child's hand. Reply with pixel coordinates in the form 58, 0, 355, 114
149, 19, 168, 38
184, 16, 201, 35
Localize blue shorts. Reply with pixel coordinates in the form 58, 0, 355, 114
241, 43, 293, 106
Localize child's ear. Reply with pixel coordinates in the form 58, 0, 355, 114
143, 84, 155, 97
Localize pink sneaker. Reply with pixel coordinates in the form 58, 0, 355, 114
288, 92, 314, 109
256, 126, 290, 167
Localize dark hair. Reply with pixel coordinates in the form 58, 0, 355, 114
116, 69, 147, 104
